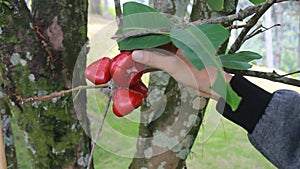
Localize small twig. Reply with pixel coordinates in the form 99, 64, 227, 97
111, 27, 171, 40
276, 70, 300, 78
20, 84, 109, 104
228, 24, 249, 30
87, 93, 112, 169
244, 24, 281, 42
225, 68, 300, 87
183, 161, 187, 169
229, 0, 277, 53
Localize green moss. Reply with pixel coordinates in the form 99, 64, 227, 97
1, 0, 90, 168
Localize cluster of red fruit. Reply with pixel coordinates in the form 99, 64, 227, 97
84, 51, 148, 117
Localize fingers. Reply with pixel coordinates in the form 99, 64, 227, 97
131, 49, 224, 100
132, 50, 179, 72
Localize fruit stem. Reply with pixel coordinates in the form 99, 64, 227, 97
87, 92, 113, 169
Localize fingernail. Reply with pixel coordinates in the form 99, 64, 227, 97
132, 51, 143, 62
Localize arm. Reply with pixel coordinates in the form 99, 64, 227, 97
217, 75, 300, 169
132, 50, 300, 169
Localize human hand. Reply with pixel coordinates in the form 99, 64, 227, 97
132, 49, 232, 100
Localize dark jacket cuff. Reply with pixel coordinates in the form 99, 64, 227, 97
216, 74, 273, 133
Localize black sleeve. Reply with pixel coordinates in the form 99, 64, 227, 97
216, 74, 273, 133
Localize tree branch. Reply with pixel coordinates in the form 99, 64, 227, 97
114, 0, 123, 27
229, 0, 276, 53
225, 68, 300, 87
276, 70, 300, 78
20, 84, 109, 104
111, 0, 292, 40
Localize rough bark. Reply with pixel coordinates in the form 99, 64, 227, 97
0, 97, 18, 169
175, 0, 189, 18
154, 0, 176, 14
129, 0, 238, 169
0, 0, 92, 168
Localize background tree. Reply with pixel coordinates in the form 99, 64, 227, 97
90, 0, 102, 15
0, 0, 92, 168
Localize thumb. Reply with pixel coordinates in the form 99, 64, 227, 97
132, 50, 176, 71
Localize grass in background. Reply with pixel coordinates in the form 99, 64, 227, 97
90, 99, 276, 169
187, 101, 275, 169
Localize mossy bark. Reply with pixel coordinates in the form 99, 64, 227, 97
0, 0, 91, 168
129, 0, 238, 168
0, 97, 18, 169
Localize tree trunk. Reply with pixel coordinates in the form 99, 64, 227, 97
265, 7, 274, 68
0, 0, 92, 168
274, 4, 282, 69
90, 0, 102, 15
103, 0, 110, 19
298, 13, 300, 78
129, 0, 238, 168
175, 0, 189, 19
0, 97, 18, 169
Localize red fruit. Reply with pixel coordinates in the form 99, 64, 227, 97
110, 51, 143, 87
111, 51, 134, 68
85, 57, 112, 84
110, 66, 129, 86
134, 62, 146, 72
128, 71, 143, 86
130, 80, 148, 98
112, 88, 144, 117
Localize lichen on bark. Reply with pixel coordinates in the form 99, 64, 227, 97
0, 0, 92, 168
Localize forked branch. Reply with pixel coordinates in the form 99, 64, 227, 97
229, 0, 277, 53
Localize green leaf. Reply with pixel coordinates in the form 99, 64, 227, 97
123, 1, 157, 16
117, 2, 173, 50
196, 24, 229, 50
219, 51, 262, 70
249, 0, 267, 4
170, 26, 241, 110
118, 35, 170, 50
171, 27, 216, 70
206, 0, 224, 11
121, 12, 172, 33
